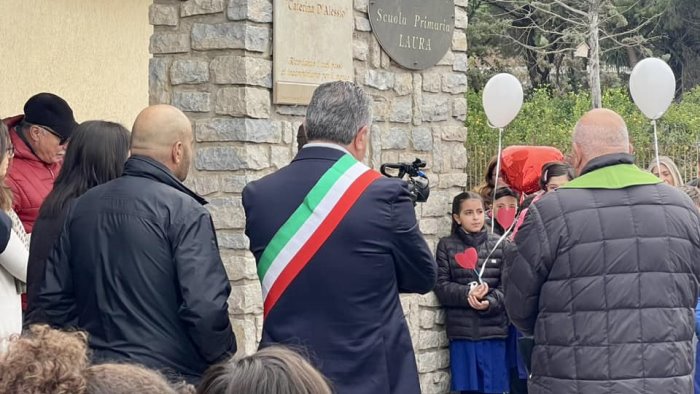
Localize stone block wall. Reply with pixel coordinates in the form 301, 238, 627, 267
149, 0, 467, 392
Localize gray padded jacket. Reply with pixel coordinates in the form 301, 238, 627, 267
504, 153, 700, 394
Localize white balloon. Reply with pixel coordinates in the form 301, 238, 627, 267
482, 73, 524, 129
629, 58, 676, 120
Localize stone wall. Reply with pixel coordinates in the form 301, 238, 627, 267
149, 0, 467, 392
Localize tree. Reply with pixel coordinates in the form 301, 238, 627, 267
468, 0, 662, 107
492, 0, 660, 108
634, 0, 700, 96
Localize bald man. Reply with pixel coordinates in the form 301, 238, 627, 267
37, 105, 236, 384
504, 109, 700, 393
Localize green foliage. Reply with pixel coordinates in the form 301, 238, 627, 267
467, 88, 586, 151
467, 87, 700, 152
466, 87, 700, 189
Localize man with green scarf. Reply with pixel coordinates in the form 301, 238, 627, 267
504, 108, 700, 393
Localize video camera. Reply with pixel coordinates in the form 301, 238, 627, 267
380, 158, 430, 203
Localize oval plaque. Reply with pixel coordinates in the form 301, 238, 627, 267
368, 0, 455, 70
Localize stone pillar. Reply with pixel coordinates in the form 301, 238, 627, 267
149, 0, 467, 392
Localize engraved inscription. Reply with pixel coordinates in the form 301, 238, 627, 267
273, 0, 354, 104
369, 0, 455, 70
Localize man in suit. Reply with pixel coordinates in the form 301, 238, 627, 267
243, 81, 436, 394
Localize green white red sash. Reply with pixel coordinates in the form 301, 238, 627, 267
258, 154, 381, 317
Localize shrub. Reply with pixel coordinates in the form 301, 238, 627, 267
465, 87, 700, 188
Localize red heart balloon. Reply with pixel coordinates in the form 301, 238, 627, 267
454, 248, 478, 270
500, 146, 564, 195
496, 207, 517, 230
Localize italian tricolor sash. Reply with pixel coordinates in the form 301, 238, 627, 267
258, 154, 381, 318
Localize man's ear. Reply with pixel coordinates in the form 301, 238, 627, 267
353, 126, 369, 151
28, 125, 41, 142
172, 141, 183, 164
628, 142, 634, 154
571, 143, 584, 174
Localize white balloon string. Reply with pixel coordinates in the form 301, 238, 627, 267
491, 128, 504, 234
653, 119, 660, 175
477, 214, 517, 283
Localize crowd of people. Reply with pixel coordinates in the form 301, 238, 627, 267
0, 94, 332, 393
443, 109, 700, 394
1, 82, 700, 394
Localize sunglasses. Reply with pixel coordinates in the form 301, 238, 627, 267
37, 125, 69, 145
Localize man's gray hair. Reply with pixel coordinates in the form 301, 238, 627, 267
305, 81, 373, 145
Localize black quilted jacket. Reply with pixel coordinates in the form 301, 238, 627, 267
434, 229, 509, 340
504, 153, 700, 393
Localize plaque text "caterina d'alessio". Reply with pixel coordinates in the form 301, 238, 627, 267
287, 0, 347, 17
375, 9, 451, 51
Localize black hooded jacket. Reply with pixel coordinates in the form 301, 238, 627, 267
36, 156, 236, 383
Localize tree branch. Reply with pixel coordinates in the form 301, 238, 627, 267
549, 0, 589, 18
526, 2, 588, 27
497, 33, 577, 55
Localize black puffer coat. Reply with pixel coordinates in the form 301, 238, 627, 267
434, 229, 508, 340
504, 153, 700, 393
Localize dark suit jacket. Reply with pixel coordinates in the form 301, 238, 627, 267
243, 146, 437, 394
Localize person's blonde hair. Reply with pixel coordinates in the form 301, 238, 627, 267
647, 156, 684, 186
197, 346, 332, 394
0, 325, 89, 393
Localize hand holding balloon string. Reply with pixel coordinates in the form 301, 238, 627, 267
468, 282, 490, 310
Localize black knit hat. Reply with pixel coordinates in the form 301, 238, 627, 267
23, 93, 78, 141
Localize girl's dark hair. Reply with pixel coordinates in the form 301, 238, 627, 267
196, 346, 332, 394
483, 156, 499, 186
493, 186, 519, 202
539, 161, 575, 191
451, 191, 483, 234
0, 119, 13, 210
39, 121, 130, 218
477, 156, 499, 208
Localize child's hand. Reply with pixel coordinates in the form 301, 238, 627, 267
469, 283, 489, 300
468, 293, 490, 311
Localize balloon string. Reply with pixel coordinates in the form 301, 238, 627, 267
477, 213, 517, 283
491, 128, 504, 235
653, 119, 660, 175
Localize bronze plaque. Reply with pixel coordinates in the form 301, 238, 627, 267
368, 0, 455, 70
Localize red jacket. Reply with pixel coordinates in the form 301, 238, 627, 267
4, 115, 61, 233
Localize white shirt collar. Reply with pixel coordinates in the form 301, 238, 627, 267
302, 142, 352, 156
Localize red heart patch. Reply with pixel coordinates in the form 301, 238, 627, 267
496, 207, 517, 230
455, 248, 478, 270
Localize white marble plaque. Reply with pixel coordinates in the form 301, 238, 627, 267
273, 0, 354, 105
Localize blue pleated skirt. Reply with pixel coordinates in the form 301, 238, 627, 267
449, 338, 509, 393
506, 325, 529, 380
